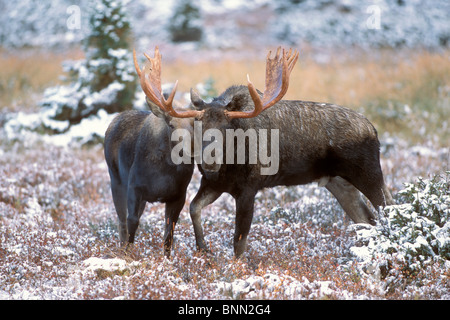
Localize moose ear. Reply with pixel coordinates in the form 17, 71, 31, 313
190, 88, 206, 110
146, 97, 167, 119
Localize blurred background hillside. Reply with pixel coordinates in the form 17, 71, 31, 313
1, 0, 448, 52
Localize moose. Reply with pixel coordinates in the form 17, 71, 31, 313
104, 48, 203, 257
108, 46, 394, 258
186, 48, 394, 257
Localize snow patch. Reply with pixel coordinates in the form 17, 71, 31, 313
81, 257, 139, 275
4, 109, 117, 147
216, 273, 355, 299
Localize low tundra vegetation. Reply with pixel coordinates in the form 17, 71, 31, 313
350, 173, 450, 296
0, 133, 448, 299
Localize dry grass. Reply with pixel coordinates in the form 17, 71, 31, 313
1, 48, 448, 130
162, 49, 449, 145
0, 48, 83, 112
162, 49, 449, 106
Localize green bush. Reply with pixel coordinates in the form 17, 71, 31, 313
383, 173, 450, 261
351, 172, 449, 292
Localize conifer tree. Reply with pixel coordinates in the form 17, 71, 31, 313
40, 0, 136, 130
169, 0, 203, 43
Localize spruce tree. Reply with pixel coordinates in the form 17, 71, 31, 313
169, 0, 203, 43
40, 0, 136, 130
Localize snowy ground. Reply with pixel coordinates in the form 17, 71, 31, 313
0, 121, 448, 299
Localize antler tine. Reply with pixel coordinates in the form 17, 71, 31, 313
225, 47, 299, 120
269, 47, 281, 60
286, 48, 299, 74
134, 47, 165, 111
133, 49, 141, 77
134, 47, 204, 119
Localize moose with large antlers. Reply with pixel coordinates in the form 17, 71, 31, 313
104, 48, 199, 257
105, 46, 394, 258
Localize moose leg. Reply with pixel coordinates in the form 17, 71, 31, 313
381, 183, 395, 206
127, 190, 146, 244
163, 196, 185, 257
234, 192, 256, 258
189, 180, 221, 253
110, 178, 129, 245
345, 167, 394, 210
325, 176, 376, 225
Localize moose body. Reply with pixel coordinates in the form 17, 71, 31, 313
129, 46, 394, 258
189, 85, 394, 257
104, 109, 194, 256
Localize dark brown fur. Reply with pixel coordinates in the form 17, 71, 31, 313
189, 85, 394, 257
104, 105, 195, 257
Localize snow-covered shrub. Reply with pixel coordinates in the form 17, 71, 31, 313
399, 174, 450, 228
351, 172, 450, 292
380, 173, 450, 262
39, 0, 136, 131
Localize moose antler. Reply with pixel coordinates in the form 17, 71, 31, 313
225, 47, 299, 119
133, 47, 204, 119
